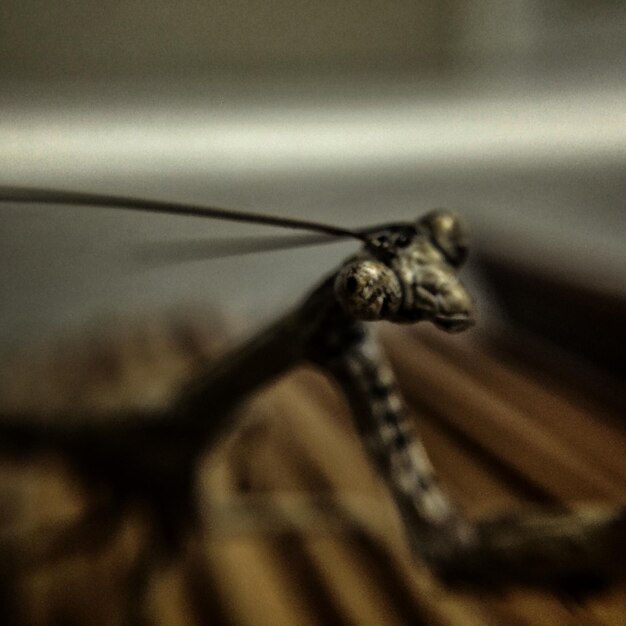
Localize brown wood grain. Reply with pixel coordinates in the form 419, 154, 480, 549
0, 317, 624, 625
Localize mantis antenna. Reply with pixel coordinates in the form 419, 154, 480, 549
0, 186, 371, 243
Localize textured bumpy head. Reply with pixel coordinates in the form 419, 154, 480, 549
334, 210, 474, 332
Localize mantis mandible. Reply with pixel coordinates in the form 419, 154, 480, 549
0, 186, 624, 589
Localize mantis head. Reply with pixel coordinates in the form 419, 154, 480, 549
334, 210, 474, 332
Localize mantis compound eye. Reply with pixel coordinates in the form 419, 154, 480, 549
418, 209, 469, 267
334, 260, 401, 321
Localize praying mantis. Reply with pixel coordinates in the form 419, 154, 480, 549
0, 186, 624, 590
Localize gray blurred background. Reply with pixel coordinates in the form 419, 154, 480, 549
1, 0, 625, 347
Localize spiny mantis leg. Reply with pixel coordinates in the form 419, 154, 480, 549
311, 323, 475, 559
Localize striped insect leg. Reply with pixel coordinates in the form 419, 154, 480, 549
322, 328, 474, 559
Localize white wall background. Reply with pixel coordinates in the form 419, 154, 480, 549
1, 0, 624, 348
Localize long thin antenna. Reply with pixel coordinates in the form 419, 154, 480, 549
0, 186, 369, 242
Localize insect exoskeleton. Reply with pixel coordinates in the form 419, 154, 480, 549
334, 259, 402, 321
417, 209, 469, 268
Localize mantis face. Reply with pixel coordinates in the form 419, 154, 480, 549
334, 210, 474, 332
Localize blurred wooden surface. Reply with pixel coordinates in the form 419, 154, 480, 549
0, 316, 625, 625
